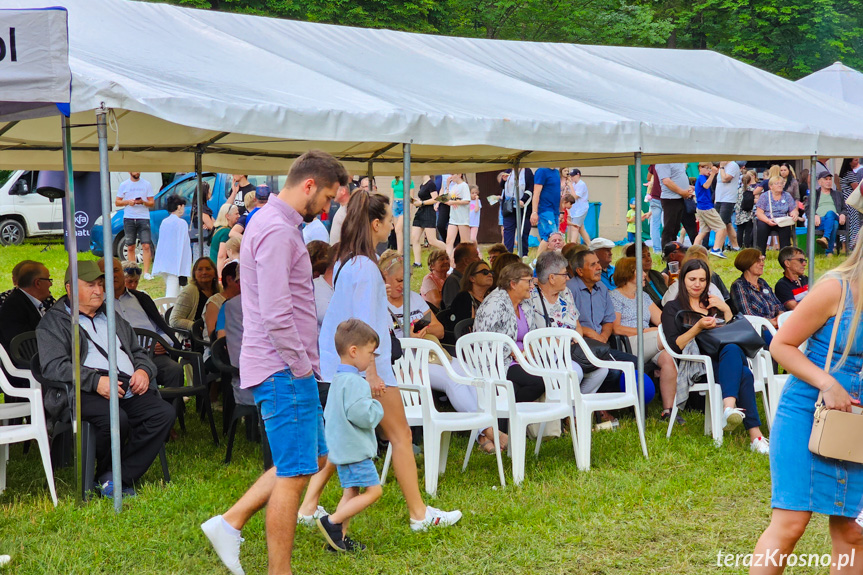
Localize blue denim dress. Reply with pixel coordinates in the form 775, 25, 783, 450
770, 282, 863, 517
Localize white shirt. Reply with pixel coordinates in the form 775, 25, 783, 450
387, 291, 430, 338
302, 218, 329, 244
715, 161, 740, 204
22, 289, 45, 316
570, 179, 589, 217
117, 179, 154, 220
76, 307, 137, 397
448, 182, 471, 225
328, 205, 347, 245
116, 290, 165, 338
313, 275, 334, 331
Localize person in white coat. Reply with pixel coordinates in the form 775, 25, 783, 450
152, 194, 193, 298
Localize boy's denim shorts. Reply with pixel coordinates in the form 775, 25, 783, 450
336, 459, 380, 489
252, 368, 327, 478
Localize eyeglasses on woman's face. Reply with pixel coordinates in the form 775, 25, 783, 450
517, 277, 537, 286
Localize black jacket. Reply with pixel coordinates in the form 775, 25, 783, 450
0, 288, 44, 351
36, 296, 157, 394
125, 289, 180, 348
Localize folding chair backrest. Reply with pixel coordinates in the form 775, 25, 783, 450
10, 331, 39, 369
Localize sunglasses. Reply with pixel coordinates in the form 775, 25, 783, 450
124, 267, 142, 276
472, 269, 492, 276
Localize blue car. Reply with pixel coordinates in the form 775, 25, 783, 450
90, 173, 282, 259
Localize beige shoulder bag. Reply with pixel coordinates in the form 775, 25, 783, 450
808, 282, 863, 463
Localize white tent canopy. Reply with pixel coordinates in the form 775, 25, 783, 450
2, 0, 863, 175
796, 62, 863, 110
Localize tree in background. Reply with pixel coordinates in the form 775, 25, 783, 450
159, 0, 863, 79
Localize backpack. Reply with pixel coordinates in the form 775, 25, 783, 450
741, 187, 755, 212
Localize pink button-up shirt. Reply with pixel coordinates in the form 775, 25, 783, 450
239, 197, 319, 388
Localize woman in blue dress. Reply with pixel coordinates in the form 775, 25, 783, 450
751, 250, 863, 573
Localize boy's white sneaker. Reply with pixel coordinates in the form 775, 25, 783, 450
0, 555, 11, 567
201, 515, 245, 575
410, 506, 463, 532
750, 436, 770, 455
297, 505, 328, 527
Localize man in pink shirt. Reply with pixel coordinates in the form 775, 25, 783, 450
202, 151, 348, 575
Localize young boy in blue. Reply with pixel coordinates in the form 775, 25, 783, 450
317, 319, 385, 553
693, 162, 728, 258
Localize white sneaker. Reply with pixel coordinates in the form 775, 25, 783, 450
722, 407, 744, 431
0, 555, 10, 567
410, 506, 463, 532
201, 515, 245, 575
750, 436, 770, 455
142, 273, 154, 280
297, 505, 328, 527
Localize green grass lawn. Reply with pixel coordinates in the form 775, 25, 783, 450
0, 239, 847, 574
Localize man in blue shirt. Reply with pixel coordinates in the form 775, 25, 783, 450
530, 167, 561, 256
567, 250, 653, 399
692, 163, 727, 258
589, 237, 616, 290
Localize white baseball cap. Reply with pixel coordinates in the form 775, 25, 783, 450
589, 237, 614, 250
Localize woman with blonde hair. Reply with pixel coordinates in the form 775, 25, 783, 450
210, 203, 239, 263
755, 175, 799, 253
751, 240, 863, 573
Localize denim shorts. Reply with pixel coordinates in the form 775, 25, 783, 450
123, 218, 152, 246
253, 368, 328, 478
715, 202, 735, 225
336, 459, 380, 489
393, 199, 404, 218
537, 210, 558, 241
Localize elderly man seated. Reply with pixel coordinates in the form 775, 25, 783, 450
37, 260, 175, 497
99, 258, 184, 388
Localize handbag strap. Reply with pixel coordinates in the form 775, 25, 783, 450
535, 287, 553, 328
815, 279, 846, 408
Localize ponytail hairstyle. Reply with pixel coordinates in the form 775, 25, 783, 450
335, 191, 390, 267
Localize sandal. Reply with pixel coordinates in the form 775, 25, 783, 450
497, 431, 509, 452
477, 435, 496, 454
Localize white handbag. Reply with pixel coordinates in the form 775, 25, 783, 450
769, 194, 796, 227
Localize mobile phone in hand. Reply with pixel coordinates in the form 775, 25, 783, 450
413, 317, 430, 331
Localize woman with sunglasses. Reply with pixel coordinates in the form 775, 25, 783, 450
444, 260, 494, 334
123, 263, 142, 291
473, 261, 546, 404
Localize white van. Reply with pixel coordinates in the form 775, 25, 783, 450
0, 170, 162, 245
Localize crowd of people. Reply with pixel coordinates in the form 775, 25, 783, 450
4, 151, 863, 574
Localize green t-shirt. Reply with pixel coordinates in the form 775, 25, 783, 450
816, 189, 837, 219
626, 208, 636, 233
391, 179, 415, 200
210, 226, 231, 262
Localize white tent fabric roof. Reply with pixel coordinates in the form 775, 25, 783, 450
2, 0, 863, 174
796, 62, 863, 110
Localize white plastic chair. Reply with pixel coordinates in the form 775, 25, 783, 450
522, 328, 648, 471
456, 332, 575, 485
658, 325, 724, 446
383, 338, 506, 496
743, 315, 783, 427
0, 344, 40, 391
154, 297, 177, 315
0, 369, 57, 506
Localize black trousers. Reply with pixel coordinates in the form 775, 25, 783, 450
755, 221, 793, 254
738, 220, 754, 248
506, 363, 545, 403
80, 388, 175, 487
152, 354, 183, 388
660, 198, 697, 247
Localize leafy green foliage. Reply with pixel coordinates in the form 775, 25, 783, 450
148, 0, 862, 78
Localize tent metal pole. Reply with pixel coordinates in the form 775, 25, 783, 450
97, 108, 123, 513
513, 160, 521, 258
808, 155, 817, 280
195, 151, 204, 260
634, 152, 646, 421
402, 143, 412, 336
61, 114, 84, 502
368, 161, 374, 192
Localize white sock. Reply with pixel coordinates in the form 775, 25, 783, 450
221, 516, 241, 537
